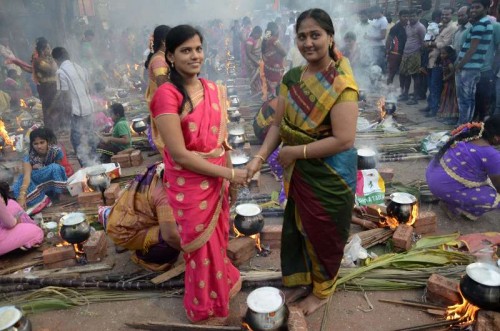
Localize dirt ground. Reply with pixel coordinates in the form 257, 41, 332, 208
2, 93, 498, 331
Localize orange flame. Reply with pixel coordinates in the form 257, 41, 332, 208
378, 204, 419, 230
19, 99, 28, 108
446, 291, 480, 326
377, 97, 386, 121
232, 225, 263, 251
134, 63, 140, 71
241, 322, 254, 331
0, 120, 14, 148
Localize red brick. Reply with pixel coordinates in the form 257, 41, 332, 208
378, 167, 394, 183
260, 224, 282, 241
227, 237, 255, 266
130, 150, 143, 162
105, 198, 116, 206
119, 160, 132, 168
415, 211, 437, 226
78, 191, 102, 204
475, 310, 500, 331
426, 274, 461, 306
288, 306, 309, 331
83, 231, 108, 262
413, 223, 437, 235
44, 258, 77, 269
131, 159, 143, 167
104, 183, 121, 200
392, 224, 414, 251
43, 246, 76, 265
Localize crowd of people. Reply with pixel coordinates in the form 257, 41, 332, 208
0, 2, 499, 327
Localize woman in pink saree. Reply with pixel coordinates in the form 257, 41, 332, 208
151, 25, 247, 325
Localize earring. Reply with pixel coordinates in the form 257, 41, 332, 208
171, 61, 175, 68
329, 40, 334, 49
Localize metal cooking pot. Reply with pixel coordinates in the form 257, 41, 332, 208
460, 262, 500, 311
59, 212, 90, 244
117, 90, 129, 98
230, 96, 240, 108
234, 203, 264, 236
385, 101, 397, 115
20, 118, 33, 130
230, 110, 241, 123
230, 153, 250, 168
87, 166, 111, 192
357, 148, 377, 170
386, 192, 418, 224
246, 287, 287, 331
227, 86, 237, 97
228, 134, 245, 149
131, 118, 148, 134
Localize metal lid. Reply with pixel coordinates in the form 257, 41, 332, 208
61, 212, 86, 226
466, 262, 500, 286
357, 148, 376, 157
0, 306, 22, 330
247, 287, 284, 313
235, 203, 261, 217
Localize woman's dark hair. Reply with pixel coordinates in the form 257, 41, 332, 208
110, 103, 125, 118
242, 16, 251, 26
165, 25, 204, 114
35, 37, 49, 55
250, 26, 263, 38
29, 127, 57, 153
296, 8, 338, 61
434, 115, 500, 161
0, 181, 10, 205
431, 10, 442, 22
144, 25, 171, 69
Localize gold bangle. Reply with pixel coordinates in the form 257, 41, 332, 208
231, 168, 235, 181
303, 145, 307, 159
254, 154, 265, 162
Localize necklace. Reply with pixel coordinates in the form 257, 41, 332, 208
300, 59, 334, 81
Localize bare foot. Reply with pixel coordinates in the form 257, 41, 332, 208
229, 277, 242, 299
285, 286, 311, 305
296, 293, 328, 316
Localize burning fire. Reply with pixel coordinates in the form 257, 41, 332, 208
378, 205, 419, 230
0, 120, 14, 148
19, 99, 28, 108
377, 97, 386, 121
241, 322, 254, 331
446, 292, 480, 327
232, 225, 263, 252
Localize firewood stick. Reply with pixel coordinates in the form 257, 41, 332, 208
393, 319, 460, 331
378, 299, 446, 310
0, 259, 43, 276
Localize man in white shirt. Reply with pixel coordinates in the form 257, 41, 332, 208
52, 47, 96, 167
365, 6, 389, 72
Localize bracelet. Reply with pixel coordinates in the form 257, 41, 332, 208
231, 168, 235, 181
303, 145, 308, 159
253, 154, 265, 162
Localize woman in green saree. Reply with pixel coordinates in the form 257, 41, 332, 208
247, 8, 359, 316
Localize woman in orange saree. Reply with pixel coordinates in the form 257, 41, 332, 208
151, 25, 247, 325
145, 25, 170, 151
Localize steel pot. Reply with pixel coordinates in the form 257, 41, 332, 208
86, 166, 111, 192
229, 109, 241, 123
227, 86, 237, 97
386, 192, 418, 224
246, 287, 287, 331
59, 212, 90, 244
385, 101, 397, 115
230, 153, 249, 168
230, 96, 240, 108
131, 117, 148, 134
460, 262, 500, 311
117, 90, 129, 98
228, 134, 245, 149
234, 203, 264, 236
20, 118, 33, 130
357, 148, 377, 170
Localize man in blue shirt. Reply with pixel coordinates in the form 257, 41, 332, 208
455, 0, 493, 124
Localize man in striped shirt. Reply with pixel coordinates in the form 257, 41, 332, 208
455, 0, 493, 125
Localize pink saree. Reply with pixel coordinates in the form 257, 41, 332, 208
151, 79, 240, 322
